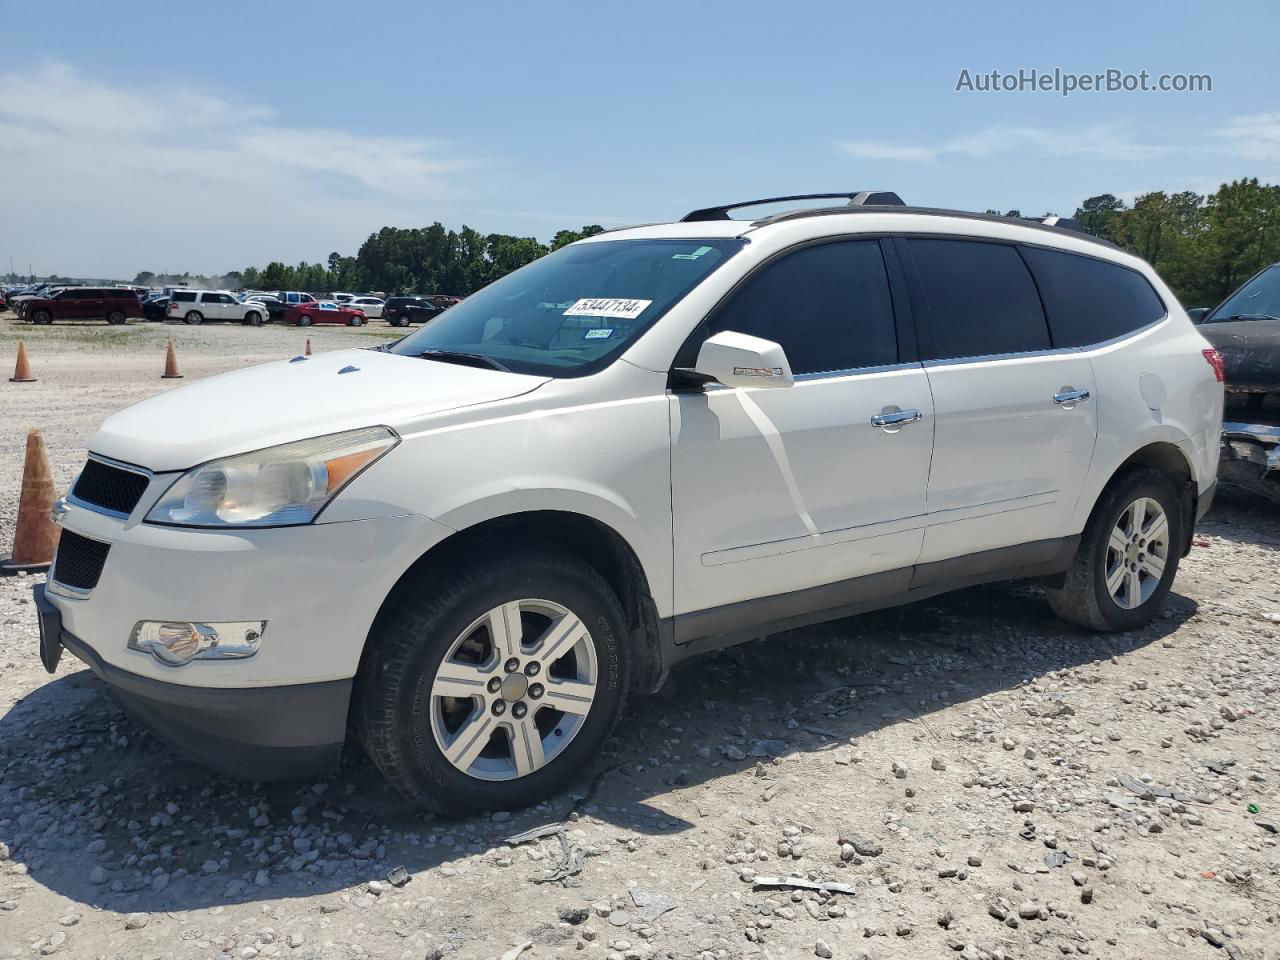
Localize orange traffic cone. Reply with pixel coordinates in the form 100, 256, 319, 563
162, 338, 183, 379
305, 337, 312, 357
9, 340, 36, 382
1, 429, 61, 575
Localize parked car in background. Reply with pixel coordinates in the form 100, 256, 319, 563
23, 287, 142, 325
142, 296, 170, 322
384, 295, 444, 326
347, 296, 385, 319
283, 300, 367, 326
1190, 263, 1280, 503
168, 290, 269, 325
265, 291, 319, 322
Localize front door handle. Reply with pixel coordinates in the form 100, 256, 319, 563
870, 408, 923, 428
1053, 389, 1091, 406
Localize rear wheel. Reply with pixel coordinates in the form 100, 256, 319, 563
389, 315, 407, 327
1045, 467, 1183, 631
356, 549, 629, 814
245, 311, 263, 327
107, 310, 126, 325
298, 314, 313, 326
184, 310, 203, 325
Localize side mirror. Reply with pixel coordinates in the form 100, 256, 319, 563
693, 330, 794, 389
1186, 307, 1209, 324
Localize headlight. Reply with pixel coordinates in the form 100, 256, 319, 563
145, 426, 398, 527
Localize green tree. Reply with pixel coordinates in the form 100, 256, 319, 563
133, 270, 156, 286
1072, 194, 1125, 239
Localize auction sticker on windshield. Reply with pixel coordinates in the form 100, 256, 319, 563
564, 298, 653, 320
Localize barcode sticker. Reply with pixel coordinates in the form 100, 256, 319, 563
563, 298, 652, 320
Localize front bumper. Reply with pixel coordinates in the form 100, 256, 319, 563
35, 583, 348, 780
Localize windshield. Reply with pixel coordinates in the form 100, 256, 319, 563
1208, 264, 1280, 322
389, 237, 745, 376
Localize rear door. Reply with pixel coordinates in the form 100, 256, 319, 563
78, 289, 105, 320
670, 238, 934, 623
899, 236, 1098, 563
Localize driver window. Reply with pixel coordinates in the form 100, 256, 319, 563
695, 240, 898, 375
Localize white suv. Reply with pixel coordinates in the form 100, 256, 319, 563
168, 289, 269, 325
36, 193, 1224, 813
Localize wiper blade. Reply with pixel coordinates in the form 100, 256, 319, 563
1216, 313, 1280, 323
418, 349, 510, 372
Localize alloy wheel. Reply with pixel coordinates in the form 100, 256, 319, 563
429, 598, 597, 781
1104, 496, 1169, 610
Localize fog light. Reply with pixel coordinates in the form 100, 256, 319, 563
129, 620, 265, 666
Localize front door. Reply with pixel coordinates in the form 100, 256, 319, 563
670, 238, 934, 629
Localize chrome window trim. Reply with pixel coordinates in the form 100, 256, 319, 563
921, 315, 1169, 369
698, 359, 924, 392
67, 453, 156, 520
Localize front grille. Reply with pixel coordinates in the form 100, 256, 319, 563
72, 458, 149, 515
52, 530, 111, 591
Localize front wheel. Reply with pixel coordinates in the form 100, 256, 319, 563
32, 309, 52, 325
184, 310, 203, 325
348, 314, 364, 326
1045, 467, 1183, 632
356, 549, 629, 814
297, 314, 313, 326
245, 311, 263, 327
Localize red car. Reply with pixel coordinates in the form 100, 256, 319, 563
23, 287, 142, 325
283, 300, 367, 326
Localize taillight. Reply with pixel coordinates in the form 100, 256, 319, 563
1202, 348, 1225, 383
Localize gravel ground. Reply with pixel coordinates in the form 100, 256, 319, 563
1, 312, 1279, 960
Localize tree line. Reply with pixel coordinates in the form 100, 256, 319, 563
131, 224, 606, 298
128, 178, 1280, 308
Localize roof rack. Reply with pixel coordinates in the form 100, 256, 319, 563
1024, 215, 1085, 233
680, 191, 904, 223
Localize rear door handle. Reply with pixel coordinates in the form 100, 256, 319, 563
870, 408, 923, 428
1053, 389, 1091, 406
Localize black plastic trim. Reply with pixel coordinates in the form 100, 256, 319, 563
666, 536, 1079, 660
49, 614, 349, 781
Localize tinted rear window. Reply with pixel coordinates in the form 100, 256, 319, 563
173, 291, 197, 302
907, 238, 1050, 359
1021, 246, 1167, 347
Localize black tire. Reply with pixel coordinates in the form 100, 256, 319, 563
389, 315, 407, 327
245, 311, 263, 327
107, 310, 126, 325
356, 548, 630, 814
348, 314, 364, 326
298, 314, 313, 326
32, 309, 51, 325
184, 310, 203, 325
1045, 467, 1184, 632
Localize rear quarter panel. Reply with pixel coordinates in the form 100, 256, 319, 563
1071, 302, 1222, 533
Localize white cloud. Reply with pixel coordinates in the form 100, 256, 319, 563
0, 63, 481, 277
837, 122, 1173, 165
1214, 113, 1280, 162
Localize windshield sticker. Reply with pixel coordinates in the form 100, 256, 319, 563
564, 298, 652, 320
583, 327, 615, 340
672, 245, 714, 261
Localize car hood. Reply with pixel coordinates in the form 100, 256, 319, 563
89, 348, 550, 471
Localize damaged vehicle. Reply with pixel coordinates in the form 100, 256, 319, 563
34, 192, 1222, 813
1192, 263, 1280, 503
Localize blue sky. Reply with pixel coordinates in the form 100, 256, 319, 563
1, 0, 1277, 278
